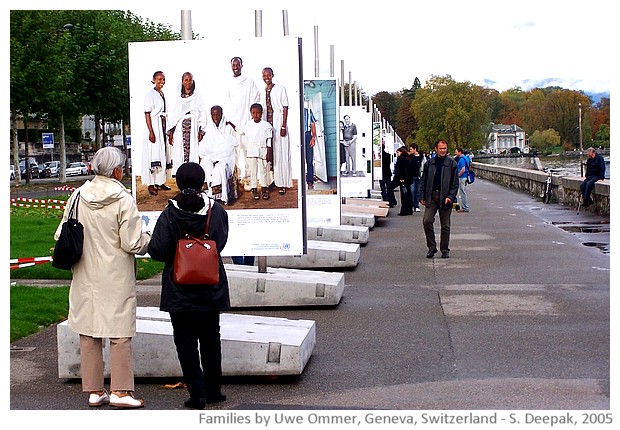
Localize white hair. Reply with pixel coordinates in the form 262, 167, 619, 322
91, 147, 126, 178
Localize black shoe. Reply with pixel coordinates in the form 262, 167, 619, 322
251, 188, 260, 200
184, 397, 206, 409
441, 251, 450, 258
157, 184, 172, 191
584, 199, 593, 208
262, 190, 270, 200
205, 393, 227, 404
426, 249, 437, 258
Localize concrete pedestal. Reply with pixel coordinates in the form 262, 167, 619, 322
225, 264, 344, 307
265, 240, 360, 269
307, 225, 369, 245
57, 308, 316, 378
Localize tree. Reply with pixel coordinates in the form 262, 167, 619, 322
395, 78, 421, 144
411, 75, 487, 151
529, 129, 561, 154
10, 10, 179, 182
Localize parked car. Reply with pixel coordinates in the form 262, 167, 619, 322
38, 163, 52, 178
19, 160, 40, 179
10, 165, 15, 180
66, 162, 89, 176
45, 161, 60, 178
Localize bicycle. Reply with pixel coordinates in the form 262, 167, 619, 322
541, 168, 558, 204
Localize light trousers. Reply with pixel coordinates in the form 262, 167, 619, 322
79, 334, 134, 392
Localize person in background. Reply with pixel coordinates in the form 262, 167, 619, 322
147, 162, 230, 409
380, 142, 397, 207
408, 143, 423, 212
390, 146, 413, 216
455, 147, 470, 213
580, 147, 606, 208
54, 146, 151, 409
419, 140, 459, 259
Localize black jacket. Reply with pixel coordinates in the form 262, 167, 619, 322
148, 195, 230, 312
419, 155, 459, 208
390, 153, 412, 188
585, 153, 606, 180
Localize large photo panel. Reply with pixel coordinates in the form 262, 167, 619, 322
302, 78, 341, 226
128, 37, 304, 256
339, 105, 373, 198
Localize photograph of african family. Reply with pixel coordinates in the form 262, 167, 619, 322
129, 39, 303, 213
129, 37, 305, 257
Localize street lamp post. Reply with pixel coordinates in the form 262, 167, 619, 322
579, 103, 584, 176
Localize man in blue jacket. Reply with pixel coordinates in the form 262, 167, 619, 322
580, 147, 606, 208
419, 140, 459, 258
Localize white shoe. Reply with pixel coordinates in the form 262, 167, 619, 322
110, 392, 144, 409
88, 390, 110, 407
415, 207, 421, 212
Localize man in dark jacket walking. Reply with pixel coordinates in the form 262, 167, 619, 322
419, 140, 459, 258
580, 147, 606, 208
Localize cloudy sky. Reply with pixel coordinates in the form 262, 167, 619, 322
6, 0, 614, 98
125, 0, 613, 99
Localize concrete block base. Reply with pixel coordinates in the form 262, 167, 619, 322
225, 264, 344, 307
307, 225, 369, 244
57, 308, 316, 378
341, 212, 376, 228
265, 240, 360, 269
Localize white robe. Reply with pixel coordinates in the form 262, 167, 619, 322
167, 91, 206, 175
226, 74, 259, 179
142, 88, 168, 186
260, 84, 292, 188
199, 115, 237, 203
239, 120, 272, 188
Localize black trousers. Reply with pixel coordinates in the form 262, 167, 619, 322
169, 310, 223, 400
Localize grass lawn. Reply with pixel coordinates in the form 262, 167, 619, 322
10, 203, 163, 341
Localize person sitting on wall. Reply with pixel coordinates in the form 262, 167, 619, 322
580, 147, 606, 208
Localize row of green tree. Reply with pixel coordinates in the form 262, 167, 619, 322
372, 75, 610, 154
10, 10, 181, 182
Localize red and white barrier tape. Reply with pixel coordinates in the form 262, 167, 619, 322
10, 197, 66, 210
10, 256, 53, 269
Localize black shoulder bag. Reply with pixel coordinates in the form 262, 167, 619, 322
52, 192, 84, 270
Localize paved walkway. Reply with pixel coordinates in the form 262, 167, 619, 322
10, 178, 611, 414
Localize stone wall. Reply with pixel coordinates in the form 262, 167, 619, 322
470, 162, 610, 216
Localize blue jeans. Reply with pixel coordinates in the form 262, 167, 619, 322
410, 178, 420, 209
457, 177, 469, 211
580, 176, 598, 202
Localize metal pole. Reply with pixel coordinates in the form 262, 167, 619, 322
348, 72, 352, 106
314, 25, 319, 77
282, 10, 289, 35
330, 45, 335, 77
255, 10, 262, 37
579, 103, 584, 176
340, 60, 345, 106
255, 9, 266, 273
181, 10, 192, 40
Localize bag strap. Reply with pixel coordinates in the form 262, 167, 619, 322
69, 192, 80, 220
204, 198, 212, 237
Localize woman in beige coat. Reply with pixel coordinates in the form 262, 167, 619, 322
54, 147, 151, 408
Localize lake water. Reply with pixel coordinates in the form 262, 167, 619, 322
474, 155, 610, 179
